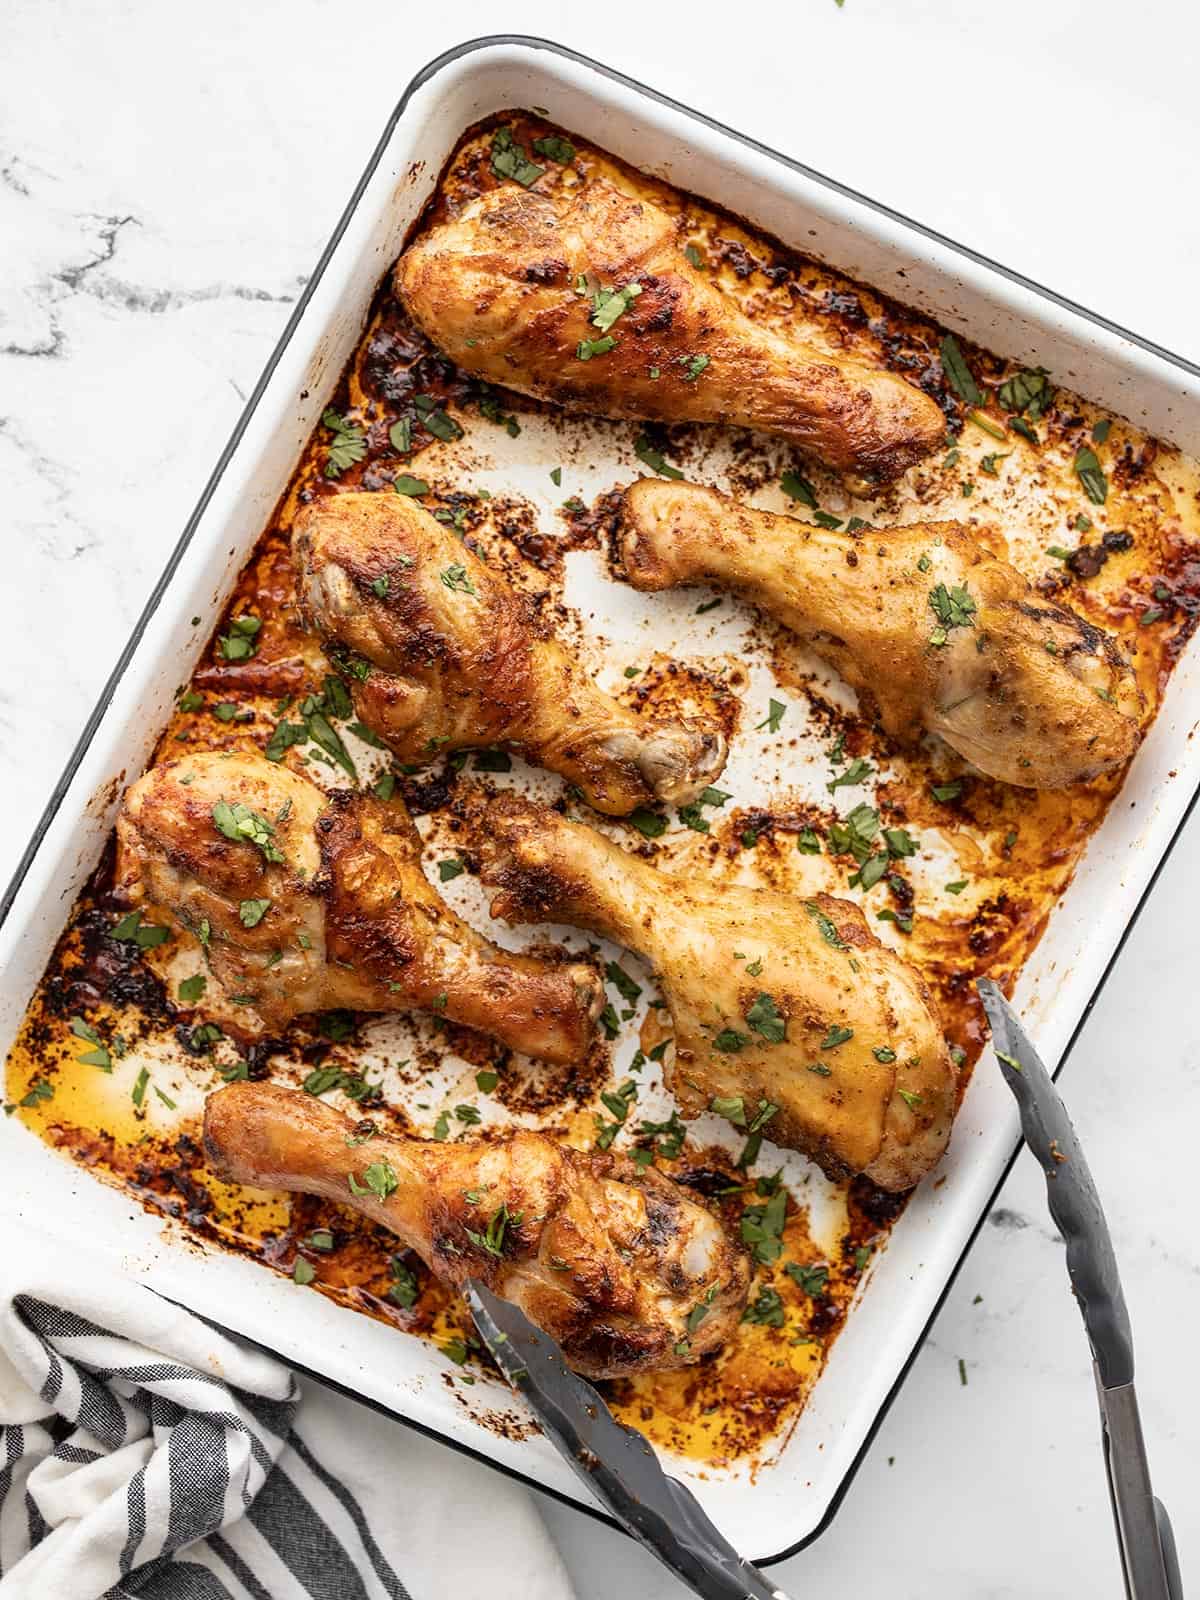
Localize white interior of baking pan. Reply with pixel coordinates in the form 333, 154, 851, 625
2, 41, 1200, 1560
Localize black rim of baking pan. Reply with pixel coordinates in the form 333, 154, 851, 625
3, 33, 1199, 1570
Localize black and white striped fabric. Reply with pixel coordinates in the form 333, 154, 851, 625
0, 1247, 576, 1600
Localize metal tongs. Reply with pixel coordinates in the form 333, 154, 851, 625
978, 979, 1183, 1600
465, 1278, 793, 1599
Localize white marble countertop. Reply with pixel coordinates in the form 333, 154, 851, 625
3, 4, 1197, 1595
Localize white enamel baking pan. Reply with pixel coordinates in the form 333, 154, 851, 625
3, 37, 1200, 1563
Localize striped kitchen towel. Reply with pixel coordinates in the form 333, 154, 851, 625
0, 1230, 576, 1600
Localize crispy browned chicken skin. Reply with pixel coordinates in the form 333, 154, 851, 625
480, 795, 956, 1191
293, 491, 726, 815
116, 753, 601, 1064
204, 1082, 749, 1378
620, 480, 1142, 788
395, 179, 945, 486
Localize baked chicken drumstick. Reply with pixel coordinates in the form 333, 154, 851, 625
116, 753, 601, 1064
205, 1081, 749, 1377
294, 491, 726, 815
481, 796, 956, 1191
620, 480, 1142, 788
395, 178, 945, 486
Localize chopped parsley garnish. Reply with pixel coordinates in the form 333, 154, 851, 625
322, 409, 367, 478
710, 1094, 747, 1126
677, 786, 730, 833
413, 393, 463, 442
820, 1024, 853, 1050
628, 807, 667, 839
931, 779, 963, 802
110, 910, 170, 949
490, 126, 544, 187
464, 1203, 521, 1260
805, 901, 847, 950
472, 749, 512, 773
873, 1046, 897, 1064
828, 757, 873, 792
939, 334, 983, 406
796, 826, 821, 854
998, 367, 1053, 419
212, 800, 285, 863
217, 614, 261, 661
898, 1088, 923, 1111
884, 827, 918, 858
347, 1160, 399, 1201
388, 1257, 421, 1308
746, 992, 787, 1044
20, 1078, 55, 1108
712, 1028, 749, 1053
1074, 445, 1108, 505
928, 581, 977, 646
605, 961, 642, 1004
968, 410, 1007, 442
877, 908, 914, 934
634, 435, 684, 480
238, 897, 271, 928
576, 334, 617, 361
590, 280, 642, 333
393, 474, 429, 497
741, 1287, 785, 1327
634, 1110, 687, 1163
438, 858, 466, 883
979, 452, 1008, 476
598, 1004, 621, 1040
786, 1261, 829, 1297
594, 1079, 638, 1146
678, 353, 709, 381
531, 133, 575, 164
740, 1187, 787, 1265
264, 718, 307, 763
828, 801, 878, 865
684, 242, 705, 269
440, 563, 478, 597
781, 470, 818, 508
478, 393, 520, 436
70, 1016, 112, 1071
131, 1066, 150, 1109
302, 1065, 379, 1102
293, 1259, 316, 1286
756, 698, 786, 734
